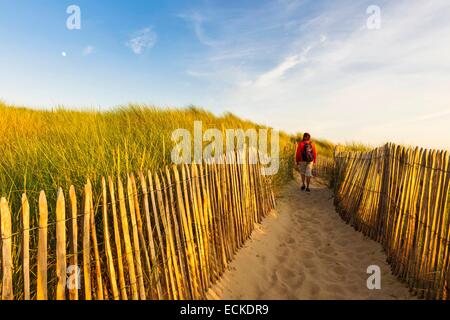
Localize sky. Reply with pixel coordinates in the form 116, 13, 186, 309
1, 0, 449, 150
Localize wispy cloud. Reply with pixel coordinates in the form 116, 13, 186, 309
126, 27, 157, 55
252, 46, 312, 87
365, 109, 450, 130
82, 45, 95, 56
186, 69, 215, 78
177, 12, 224, 47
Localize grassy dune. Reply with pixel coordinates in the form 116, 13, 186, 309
0, 102, 331, 216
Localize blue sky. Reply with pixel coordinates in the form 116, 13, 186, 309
1, 0, 449, 149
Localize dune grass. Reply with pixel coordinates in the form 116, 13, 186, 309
0, 102, 302, 211
0, 102, 342, 217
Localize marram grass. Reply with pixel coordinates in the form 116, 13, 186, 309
1, 102, 336, 216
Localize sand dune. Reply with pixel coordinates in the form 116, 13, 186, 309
207, 174, 415, 300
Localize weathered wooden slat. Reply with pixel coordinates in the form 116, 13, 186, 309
69, 186, 79, 300
21, 194, 30, 300
164, 167, 189, 299
126, 175, 146, 300
173, 165, 200, 299
139, 171, 163, 300
147, 171, 172, 299
190, 164, 209, 291
131, 175, 152, 297
154, 172, 179, 299
182, 164, 204, 297
83, 183, 92, 300
56, 188, 67, 300
1, 197, 13, 300
117, 175, 139, 300
202, 162, 219, 282
159, 171, 185, 299
102, 177, 120, 300
88, 180, 104, 300
108, 176, 128, 300
37, 191, 48, 300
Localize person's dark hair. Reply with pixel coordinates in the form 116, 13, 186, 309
303, 133, 311, 141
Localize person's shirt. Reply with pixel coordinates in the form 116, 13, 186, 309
296, 140, 317, 164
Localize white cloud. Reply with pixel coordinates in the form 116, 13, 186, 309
253, 55, 303, 87
177, 12, 224, 47
252, 46, 312, 87
186, 69, 215, 78
126, 27, 157, 55
82, 45, 95, 56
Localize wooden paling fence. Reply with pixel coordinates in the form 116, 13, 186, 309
333, 143, 450, 299
314, 156, 335, 182
0, 149, 275, 300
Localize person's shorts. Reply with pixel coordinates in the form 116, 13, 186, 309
298, 161, 314, 177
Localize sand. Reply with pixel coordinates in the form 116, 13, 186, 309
207, 173, 415, 300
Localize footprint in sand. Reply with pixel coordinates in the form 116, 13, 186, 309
276, 253, 288, 264
280, 267, 296, 278
356, 252, 373, 261
346, 284, 362, 293
286, 237, 296, 244
274, 281, 289, 294
300, 250, 315, 259
325, 283, 347, 293
309, 235, 322, 247
301, 259, 317, 269
308, 268, 318, 277
308, 281, 321, 296
256, 254, 267, 263
292, 271, 306, 288
335, 266, 347, 275
319, 245, 335, 255
270, 270, 278, 284
278, 246, 289, 256
309, 218, 321, 225
334, 236, 348, 245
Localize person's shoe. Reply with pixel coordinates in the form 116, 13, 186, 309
306, 188, 311, 192
301, 185, 306, 191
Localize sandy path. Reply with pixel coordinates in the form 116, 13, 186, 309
207, 174, 415, 300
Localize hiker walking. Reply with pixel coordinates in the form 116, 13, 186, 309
295, 133, 317, 192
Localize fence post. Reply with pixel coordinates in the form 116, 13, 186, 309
126, 175, 146, 300
83, 183, 92, 300
56, 188, 67, 300
22, 194, 30, 300
37, 191, 48, 300
377, 143, 390, 243
108, 176, 128, 300
69, 186, 79, 300
101, 177, 120, 300
117, 175, 139, 300
1, 197, 13, 300
139, 171, 163, 300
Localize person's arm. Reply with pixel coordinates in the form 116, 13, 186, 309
295, 142, 301, 164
